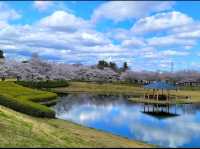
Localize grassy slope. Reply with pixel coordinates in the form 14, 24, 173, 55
0, 105, 153, 148
52, 82, 200, 103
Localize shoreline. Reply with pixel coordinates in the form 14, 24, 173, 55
51, 81, 200, 104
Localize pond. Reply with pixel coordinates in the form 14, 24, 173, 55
53, 94, 200, 148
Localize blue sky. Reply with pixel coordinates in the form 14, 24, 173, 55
1, 1, 200, 72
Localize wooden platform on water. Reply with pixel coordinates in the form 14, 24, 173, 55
128, 98, 192, 104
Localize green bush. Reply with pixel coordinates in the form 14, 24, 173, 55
0, 82, 57, 118
0, 95, 55, 118
16, 80, 69, 89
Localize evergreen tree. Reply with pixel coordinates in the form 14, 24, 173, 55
97, 60, 109, 69
123, 62, 129, 72
0, 50, 4, 59
109, 62, 117, 72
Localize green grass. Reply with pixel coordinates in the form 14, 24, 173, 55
0, 82, 57, 118
51, 81, 145, 96
179, 86, 200, 91
0, 105, 154, 148
52, 81, 200, 104
170, 90, 200, 103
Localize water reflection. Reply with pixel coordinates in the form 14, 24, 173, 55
53, 94, 200, 148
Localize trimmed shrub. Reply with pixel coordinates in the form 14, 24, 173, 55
0, 82, 57, 118
16, 80, 69, 89
0, 95, 55, 118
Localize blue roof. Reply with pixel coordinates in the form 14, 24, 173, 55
144, 81, 176, 90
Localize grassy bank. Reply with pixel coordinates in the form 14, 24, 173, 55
52, 81, 200, 103
171, 89, 200, 103
51, 81, 145, 96
0, 105, 153, 148
0, 82, 57, 118
179, 86, 200, 91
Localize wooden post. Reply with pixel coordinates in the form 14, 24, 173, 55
168, 90, 170, 102
157, 89, 159, 101
153, 89, 155, 100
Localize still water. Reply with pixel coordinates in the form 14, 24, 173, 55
53, 94, 200, 148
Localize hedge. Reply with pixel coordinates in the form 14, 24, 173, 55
16, 80, 69, 89
0, 82, 57, 118
0, 95, 55, 118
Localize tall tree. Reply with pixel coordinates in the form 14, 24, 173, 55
109, 62, 117, 72
97, 60, 109, 69
123, 62, 129, 72
0, 50, 4, 59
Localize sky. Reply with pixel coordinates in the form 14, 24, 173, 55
1, 1, 200, 72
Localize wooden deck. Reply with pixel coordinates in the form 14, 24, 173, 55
128, 97, 192, 104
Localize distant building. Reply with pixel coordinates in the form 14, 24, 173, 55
177, 78, 200, 87
132, 79, 154, 85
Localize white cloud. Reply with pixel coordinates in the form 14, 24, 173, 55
106, 28, 132, 42
77, 30, 111, 47
0, 10, 122, 65
0, 2, 21, 22
104, 10, 197, 64
132, 11, 193, 34
33, 1, 54, 11
176, 30, 200, 39
121, 38, 146, 48
130, 47, 189, 68
171, 22, 200, 33
161, 50, 189, 56
0, 21, 8, 28
128, 12, 200, 49
138, 47, 157, 59
92, 1, 174, 23
38, 10, 91, 32
147, 35, 196, 47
